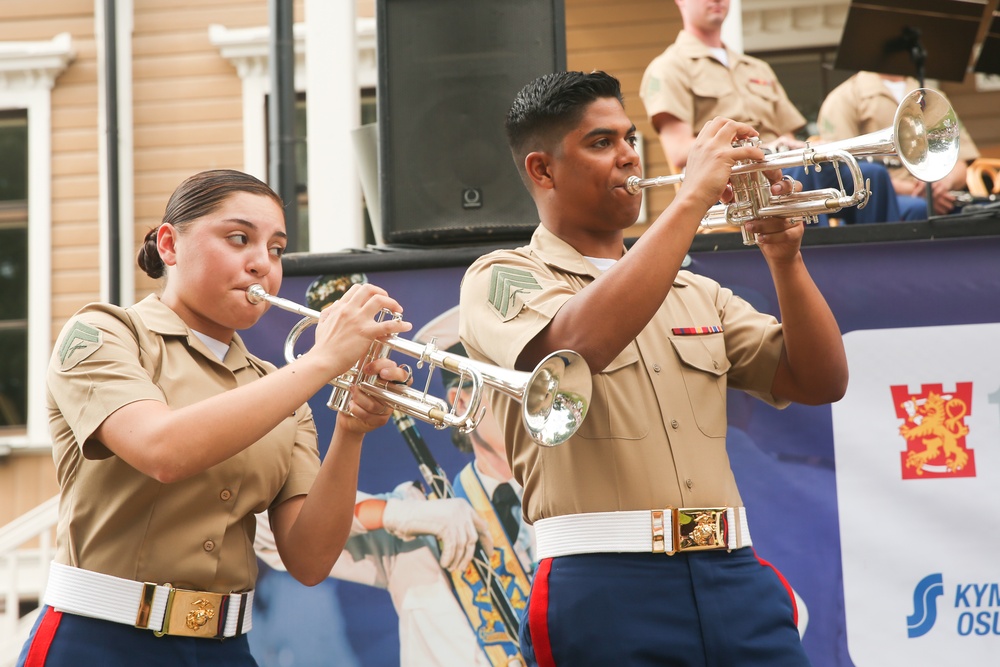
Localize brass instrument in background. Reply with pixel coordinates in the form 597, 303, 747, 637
246, 285, 592, 447
627, 89, 961, 245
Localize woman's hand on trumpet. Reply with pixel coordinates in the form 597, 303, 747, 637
337, 358, 412, 434
307, 283, 413, 381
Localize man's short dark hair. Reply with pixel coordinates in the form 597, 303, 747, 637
505, 71, 625, 184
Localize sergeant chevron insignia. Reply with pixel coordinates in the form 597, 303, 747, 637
59, 321, 102, 369
488, 266, 541, 317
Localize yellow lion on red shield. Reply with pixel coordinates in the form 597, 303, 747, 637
899, 391, 969, 474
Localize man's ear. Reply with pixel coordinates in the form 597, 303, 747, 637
156, 223, 179, 267
524, 151, 555, 190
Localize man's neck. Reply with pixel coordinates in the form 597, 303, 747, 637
687, 25, 724, 49
542, 221, 625, 260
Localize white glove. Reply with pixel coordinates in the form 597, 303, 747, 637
382, 496, 494, 572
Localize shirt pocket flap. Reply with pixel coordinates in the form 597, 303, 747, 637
690, 74, 734, 100
601, 341, 640, 373
669, 336, 731, 377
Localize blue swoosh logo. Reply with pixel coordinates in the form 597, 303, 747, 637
907, 573, 944, 638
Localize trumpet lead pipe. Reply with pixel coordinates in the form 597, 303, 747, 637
625, 174, 684, 195
246, 284, 321, 319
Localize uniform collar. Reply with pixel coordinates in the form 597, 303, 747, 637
529, 224, 687, 288
529, 224, 622, 280
674, 30, 749, 69
130, 294, 256, 370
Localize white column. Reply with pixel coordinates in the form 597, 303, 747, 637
305, 0, 363, 251
723, 0, 744, 54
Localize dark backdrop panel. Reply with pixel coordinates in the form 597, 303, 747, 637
376, 0, 566, 244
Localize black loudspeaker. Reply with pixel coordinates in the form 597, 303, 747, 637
376, 0, 566, 245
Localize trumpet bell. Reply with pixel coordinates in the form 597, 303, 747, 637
523, 350, 591, 447
894, 88, 961, 183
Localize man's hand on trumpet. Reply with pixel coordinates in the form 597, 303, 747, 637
744, 173, 806, 248
677, 117, 766, 213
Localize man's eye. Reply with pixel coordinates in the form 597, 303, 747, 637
627, 136, 638, 148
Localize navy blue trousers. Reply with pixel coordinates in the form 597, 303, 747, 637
519, 549, 811, 667
18, 606, 258, 667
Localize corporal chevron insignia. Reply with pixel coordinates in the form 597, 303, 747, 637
59, 321, 102, 369
488, 266, 541, 317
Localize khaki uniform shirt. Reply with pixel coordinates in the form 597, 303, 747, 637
47, 294, 320, 593
640, 30, 806, 143
817, 72, 979, 189
458, 225, 787, 524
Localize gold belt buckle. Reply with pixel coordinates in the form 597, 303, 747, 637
673, 507, 728, 553
155, 586, 227, 638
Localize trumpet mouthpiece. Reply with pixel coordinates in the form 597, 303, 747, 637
246, 284, 267, 305
625, 176, 642, 195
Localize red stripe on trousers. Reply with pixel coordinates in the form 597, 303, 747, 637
24, 607, 62, 667
753, 549, 799, 628
529, 558, 557, 667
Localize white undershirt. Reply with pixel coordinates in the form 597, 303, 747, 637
192, 330, 230, 361
882, 79, 908, 104
585, 256, 618, 272
709, 47, 729, 68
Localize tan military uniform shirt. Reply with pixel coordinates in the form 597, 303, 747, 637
459, 225, 787, 524
47, 294, 320, 593
640, 30, 806, 143
817, 72, 979, 189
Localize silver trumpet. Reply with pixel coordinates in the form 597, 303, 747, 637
626, 88, 961, 245
246, 284, 592, 447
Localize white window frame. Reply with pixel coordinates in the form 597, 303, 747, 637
209, 11, 377, 253
0, 33, 74, 452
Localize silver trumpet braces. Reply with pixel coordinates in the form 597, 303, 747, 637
246, 284, 592, 447
625, 88, 961, 245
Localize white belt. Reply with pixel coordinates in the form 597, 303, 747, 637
43, 561, 253, 639
534, 507, 751, 559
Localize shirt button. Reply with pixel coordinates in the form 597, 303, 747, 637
685, 479, 694, 489
220, 489, 232, 501
652, 364, 661, 373
670, 419, 679, 429
203, 540, 215, 552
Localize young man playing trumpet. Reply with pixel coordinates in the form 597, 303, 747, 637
458, 70, 848, 666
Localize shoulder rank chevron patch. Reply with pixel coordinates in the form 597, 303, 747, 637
488, 266, 541, 317
59, 321, 102, 367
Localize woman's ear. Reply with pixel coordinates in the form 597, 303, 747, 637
156, 223, 179, 267
525, 151, 555, 190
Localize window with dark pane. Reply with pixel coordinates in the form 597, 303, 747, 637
0, 110, 28, 430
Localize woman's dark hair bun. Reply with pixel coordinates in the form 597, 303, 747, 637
136, 227, 164, 278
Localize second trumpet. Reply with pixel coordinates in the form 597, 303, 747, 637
246, 284, 592, 447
